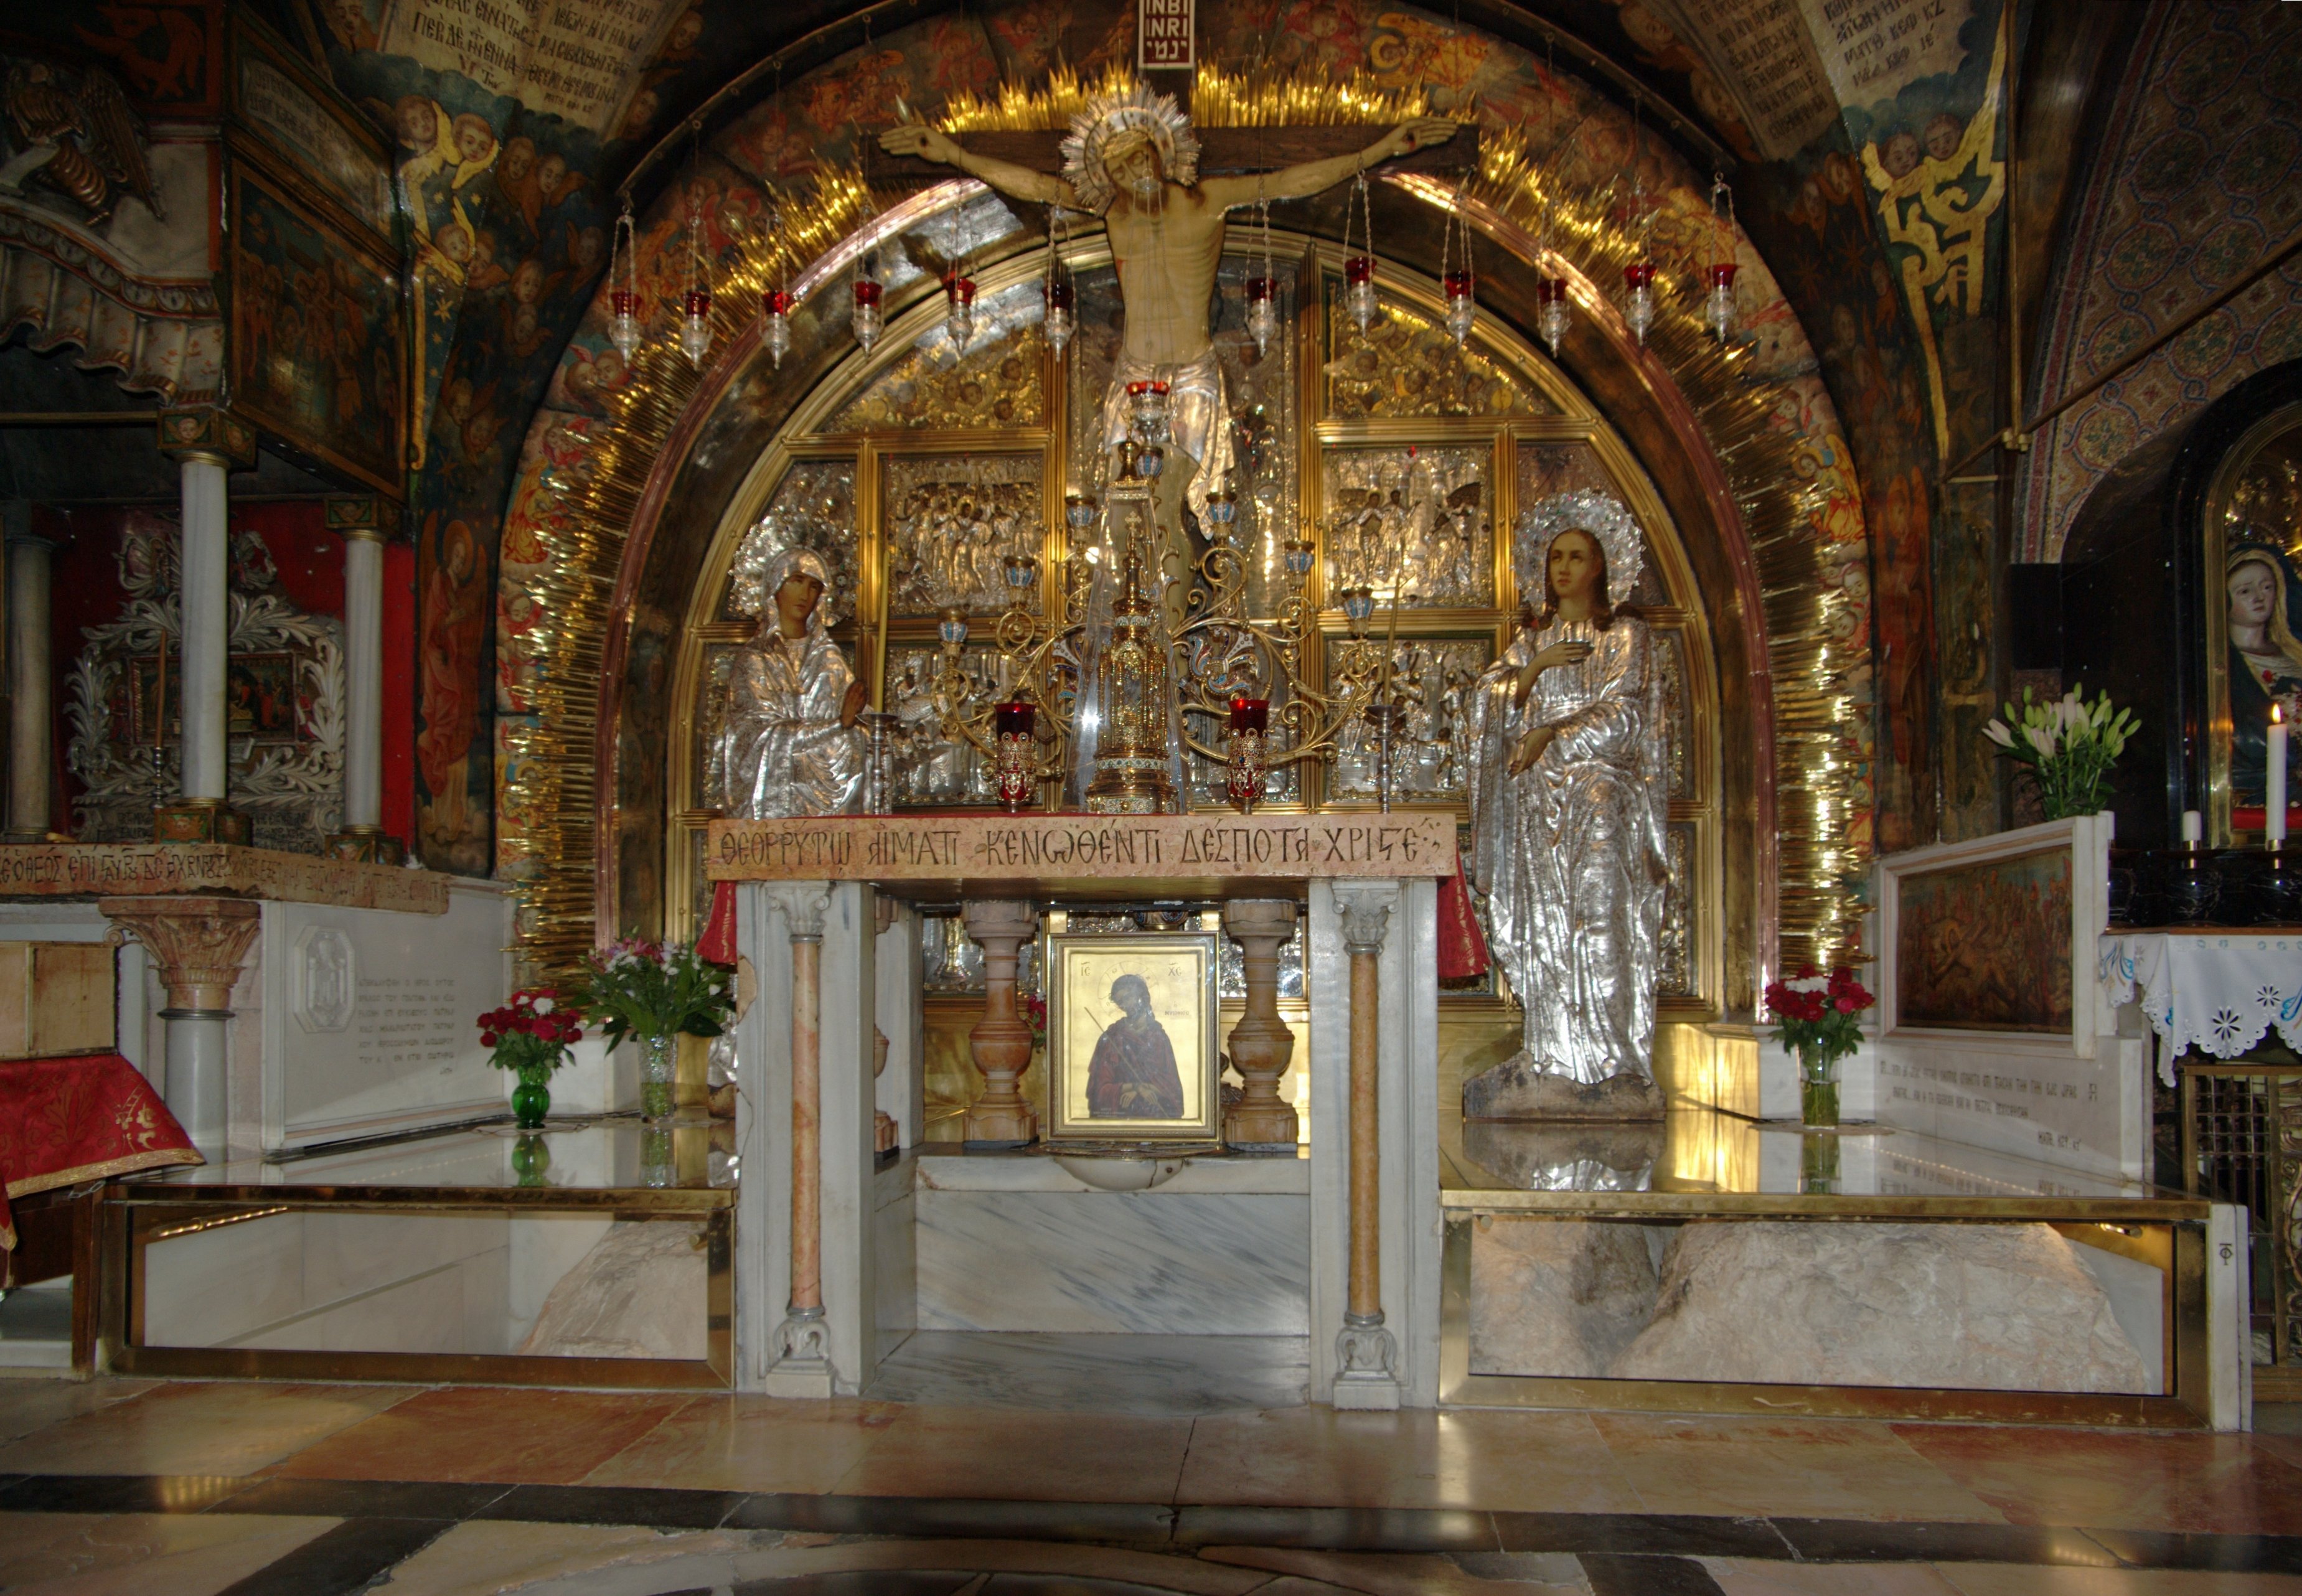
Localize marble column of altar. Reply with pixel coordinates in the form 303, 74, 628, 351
735, 880, 880, 1396
1223, 899, 1300, 1151
1308, 878, 1441, 1408
324, 499, 400, 862
961, 899, 1040, 1148
154, 410, 254, 843
97, 896, 260, 1153
5, 502, 54, 844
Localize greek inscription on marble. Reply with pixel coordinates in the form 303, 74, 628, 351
354, 974, 467, 1075
708, 815, 1454, 880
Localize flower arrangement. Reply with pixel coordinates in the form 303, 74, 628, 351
1983, 683, 2139, 821
576, 937, 735, 1121
477, 989, 583, 1130
1764, 964, 1874, 1128
1020, 992, 1048, 1049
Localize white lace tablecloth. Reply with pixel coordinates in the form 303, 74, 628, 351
2098, 932, 2302, 1082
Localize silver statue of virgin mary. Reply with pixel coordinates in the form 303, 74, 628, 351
1460, 491, 1671, 1120
712, 547, 868, 818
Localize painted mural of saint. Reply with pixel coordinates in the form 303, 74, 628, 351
417, 519, 487, 848
2227, 543, 2302, 809
1084, 974, 1186, 1119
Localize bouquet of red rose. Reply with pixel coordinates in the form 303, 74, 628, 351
1764, 964, 1874, 1076
1020, 992, 1048, 1048
479, 989, 584, 1130
479, 988, 584, 1075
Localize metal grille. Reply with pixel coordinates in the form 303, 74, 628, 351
2182, 1063, 2302, 1366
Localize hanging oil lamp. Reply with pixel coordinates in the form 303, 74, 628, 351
1439, 188, 1475, 345
1706, 172, 1739, 344
759, 196, 793, 368
1043, 209, 1074, 354
1127, 379, 1172, 448
608, 202, 642, 361
761, 288, 793, 367
1536, 276, 1570, 357
1342, 172, 1378, 333
1247, 184, 1280, 355
677, 183, 712, 368
852, 255, 883, 352
1622, 101, 1656, 348
1226, 693, 1269, 814
1623, 260, 1656, 345
944, 268, 977, 347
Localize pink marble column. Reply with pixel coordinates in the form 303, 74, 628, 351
1332, 884, 1399, 1406
766, 883, 832, 1384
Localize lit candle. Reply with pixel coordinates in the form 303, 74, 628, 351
2183, 809, 2203, 848
2271, 705, 2289, 846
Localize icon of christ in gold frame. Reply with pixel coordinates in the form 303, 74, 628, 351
1046, 932, 1221, 1143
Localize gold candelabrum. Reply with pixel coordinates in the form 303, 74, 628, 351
919, 396, 1419, 815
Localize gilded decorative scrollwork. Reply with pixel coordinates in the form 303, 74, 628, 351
1325, 290, 1546, 420
827, 279, 1046, 431
722, 461, 858, 624
1322, 446, 1493, 609
1322, 636, 1493, 803
885, 455, 1045, 617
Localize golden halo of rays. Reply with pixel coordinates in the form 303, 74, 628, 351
498, 166, 875, 983
509, 74, 1869, 983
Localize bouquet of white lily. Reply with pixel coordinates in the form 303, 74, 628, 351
1982, 683, 2139, 820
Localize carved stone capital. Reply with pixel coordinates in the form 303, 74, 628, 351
157, 407, 256, 468
1221, 897, 1299, 943
1333, 881, 1398, 955
961, 897, 1040, 950
99, 894, 261, 1015
765, 882, 834, 942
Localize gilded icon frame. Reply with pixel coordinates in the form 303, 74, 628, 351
1045, 931, 1221, 1143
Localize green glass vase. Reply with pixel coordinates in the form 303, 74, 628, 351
1798, 1043, 1839, 1129
640, 1033, 676, 1122
510, 1132, 552, 1186
510, 1062, 552, 1129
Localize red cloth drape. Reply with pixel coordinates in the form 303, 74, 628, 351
1437, 849, 1491, 980
0, 1053, 200, 1250
698, 879, 740, 965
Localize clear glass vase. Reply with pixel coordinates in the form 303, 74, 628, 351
1798, 1042, 1839, 1129
640, 1032, 676, 1122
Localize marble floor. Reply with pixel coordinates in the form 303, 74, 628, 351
6, 1376, 2302, 1594
862, 1333, 1311, 1414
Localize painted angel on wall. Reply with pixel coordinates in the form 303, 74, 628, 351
0, 58, 159, 228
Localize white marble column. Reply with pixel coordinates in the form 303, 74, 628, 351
5, 504, 54, 843
341, 525, 383, 831
98, 895, 260, 1154
1308, 877, 1442, 1409
177, 454, 228, 805
736, 880, 880, 1397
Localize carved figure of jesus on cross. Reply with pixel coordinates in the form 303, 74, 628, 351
883, 87, 1458, 615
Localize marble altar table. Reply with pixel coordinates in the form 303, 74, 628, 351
0, 844, 510, 1156
708, 812, 1452, 1409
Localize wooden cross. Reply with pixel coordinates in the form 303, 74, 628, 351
871, 125, 1481, 188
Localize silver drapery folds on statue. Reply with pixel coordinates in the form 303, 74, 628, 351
1461, 491, 1670, 1121
712, 548, 867, 818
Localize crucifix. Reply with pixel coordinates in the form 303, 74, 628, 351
881, 86, 1467, 621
